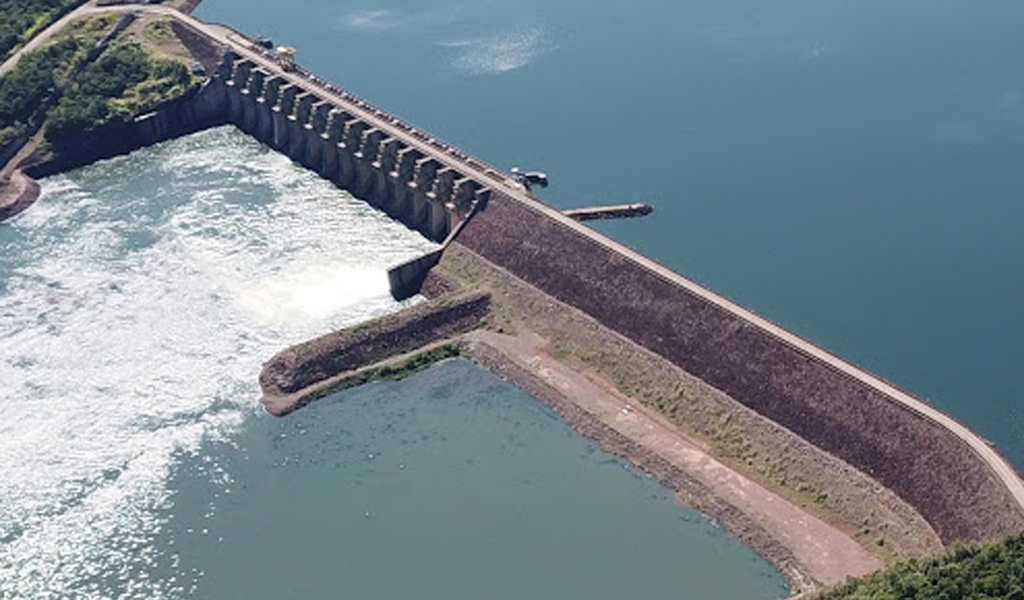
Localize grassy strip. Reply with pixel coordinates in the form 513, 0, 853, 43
291, 343, 462, 410
811, 534, 1024, 600
347, 343, 461, 386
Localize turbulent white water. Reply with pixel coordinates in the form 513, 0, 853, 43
0, 127, 437, 599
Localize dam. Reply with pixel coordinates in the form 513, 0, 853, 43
8, 3, 1024, 585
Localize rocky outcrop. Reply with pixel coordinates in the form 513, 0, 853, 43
0, 171, 41, 223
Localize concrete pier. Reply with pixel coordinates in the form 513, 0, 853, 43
562, 203, 654, 221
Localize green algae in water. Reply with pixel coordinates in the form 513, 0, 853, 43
149, 359, 788, 599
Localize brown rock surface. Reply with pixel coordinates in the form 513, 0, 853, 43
0, 171, 41, 223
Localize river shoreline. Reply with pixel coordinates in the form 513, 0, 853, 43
461, 330, 815, 592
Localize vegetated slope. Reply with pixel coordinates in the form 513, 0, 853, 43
0, 37, 79, 144
454, 192, 1024, 543
812, 535, 1024, 600
0, 14, 197, 150
0, 15, 118, 145
0, 0, 83, 59
46, 41, 195, 146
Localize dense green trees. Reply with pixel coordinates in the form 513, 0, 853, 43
0, 0, 82, 59
46, 42, 194, 141
813, 535, 1024, 600
0, 38, 78, 143
2, 11, 196, 149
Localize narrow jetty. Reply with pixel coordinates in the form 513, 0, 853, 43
562, 203, 653, 221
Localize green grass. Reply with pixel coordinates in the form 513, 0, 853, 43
360, 343, 462, 384
142, 19, 176, 44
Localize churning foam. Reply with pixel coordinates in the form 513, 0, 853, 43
0, 127, 436, 599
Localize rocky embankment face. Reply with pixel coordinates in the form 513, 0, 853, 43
259, 290, 491, 414
0, 171, 41, 223
451, 191, 1024, 544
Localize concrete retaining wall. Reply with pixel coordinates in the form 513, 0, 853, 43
24, 79, 229, 178
388, 249, 445, 301
260, 290, 491, 403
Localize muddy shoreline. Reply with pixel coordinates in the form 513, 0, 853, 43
463, 336, 813, 592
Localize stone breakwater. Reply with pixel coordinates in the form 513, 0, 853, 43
259, 291, 491, 415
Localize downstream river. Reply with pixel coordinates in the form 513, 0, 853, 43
0, 129, 786, 598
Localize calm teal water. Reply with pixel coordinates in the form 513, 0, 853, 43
197, 0, 1024, 469
0, 128, 787, 598
147, 359, 784, 599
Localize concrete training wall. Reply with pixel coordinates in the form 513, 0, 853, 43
453, 191, 1024, 544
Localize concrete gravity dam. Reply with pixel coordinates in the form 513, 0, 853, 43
9, 3, 1024, 590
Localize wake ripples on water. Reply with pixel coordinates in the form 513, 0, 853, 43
0, 127, 436, 599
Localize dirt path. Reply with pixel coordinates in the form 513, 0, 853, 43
465, 329, 884, 589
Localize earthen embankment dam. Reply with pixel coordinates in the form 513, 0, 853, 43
12, 4, 1024, 552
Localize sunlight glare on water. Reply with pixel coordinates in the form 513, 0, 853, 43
0, 126, 436, 599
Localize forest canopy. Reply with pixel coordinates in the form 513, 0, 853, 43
0, 0, 83, 59
46, 42, 194, 142
812, 534, 1024, 600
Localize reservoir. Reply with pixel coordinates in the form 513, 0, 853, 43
0, 128, 786, 598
